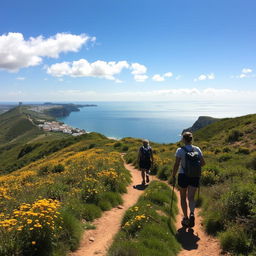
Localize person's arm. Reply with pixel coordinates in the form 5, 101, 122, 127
150, 149, 154, 165
137, 148, 141, 164
172, 157, 181, 177
200, 156, 206, 167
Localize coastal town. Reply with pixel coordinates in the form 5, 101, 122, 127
38, 120, 87, 136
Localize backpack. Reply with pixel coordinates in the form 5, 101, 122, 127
140, 146, 152, 164
182, 146, 201, 177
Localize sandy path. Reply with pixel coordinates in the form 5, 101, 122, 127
69, 157, 144, 256
174, 188, 222, 256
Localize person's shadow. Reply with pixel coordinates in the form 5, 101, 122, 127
133, 184, 148, 190
176, 227, 200, 250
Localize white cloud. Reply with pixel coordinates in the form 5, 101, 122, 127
164, 72, 173, 78
242, 68, 252, 74
47, 59, 129, 82
16, 77, 25, 80
0, 32, 94, 71
194, 73, 215, 82
175, 75, 181, 80
130, 63, 148, 82
152, 74, 165, 82
130, 63, 147, 75
239, 74, 246, 78
134, 74, 148, 82
152, 72, 173, 82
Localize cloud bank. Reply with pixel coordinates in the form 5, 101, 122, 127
47, 60, 149, 82
0, 32, 94, 71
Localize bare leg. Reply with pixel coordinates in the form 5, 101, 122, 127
179, 188, 188, 218
188, 186, 197, 214
141, 169, 145, 184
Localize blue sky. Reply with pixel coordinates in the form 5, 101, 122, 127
0, 0, 256, 101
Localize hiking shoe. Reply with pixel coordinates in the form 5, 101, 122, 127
141, 180, 146, 186
189, 213, 195, 227
181, 217, 189, 227
146, 175, 150, 183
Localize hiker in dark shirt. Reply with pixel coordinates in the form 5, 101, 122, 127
172, 132, 205, 228
137, 139, 154, 185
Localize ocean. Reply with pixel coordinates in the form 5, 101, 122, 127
56, 100, 256, 143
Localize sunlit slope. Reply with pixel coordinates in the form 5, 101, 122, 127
0, 106, 91, 173
194, 113, 256, 147
0, 137, 131, 255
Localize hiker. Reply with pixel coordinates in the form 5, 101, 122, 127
138, 139, 154, 185
172, 132, 205, 228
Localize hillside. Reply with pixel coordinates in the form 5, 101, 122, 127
0, 111, 255, 255
0, 106, 83, 173
182, 116, 221, 134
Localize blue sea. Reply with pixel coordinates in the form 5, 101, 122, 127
57, 100, 256, 143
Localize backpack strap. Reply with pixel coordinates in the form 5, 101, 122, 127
181, 146, 194, 153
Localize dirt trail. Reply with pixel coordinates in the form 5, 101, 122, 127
174, 188, 222, 256
70, 157, 222, 256
69, 157, 144, 256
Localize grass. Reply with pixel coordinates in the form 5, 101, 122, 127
108, 181, 180, 256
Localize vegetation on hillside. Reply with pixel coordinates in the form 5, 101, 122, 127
122, 113, 256, 255
108, 181, 180, 256
1, 106, 255, 256
0, 140, 131, 255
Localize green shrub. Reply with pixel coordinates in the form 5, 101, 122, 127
88, 143, 95, 149
201, 170, 220, 186
52, 164, 65, 173
114, 142, 122, 148
82, 204, 102, 221
237, 147, 250, 155
157, 165, 170, 180
222, 184, 255, 219
38, 165, 51, 175
60, 210, 83, 251
247, 154, 256, 170
204, 212, 224, 235
226, 130, 243, 142
218, 153, 232, 162
223, 147, 231, 153
220, 226, 249, 254
214, 148, 221, 154
122, 145, 129, 151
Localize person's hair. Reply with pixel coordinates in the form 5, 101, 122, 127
142, 139, 149, 145
182, 132, 193, 143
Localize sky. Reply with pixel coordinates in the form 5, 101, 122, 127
0, 0, 256, 102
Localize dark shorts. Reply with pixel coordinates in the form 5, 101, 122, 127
139, 161, 151, 170
178, 173, 200, 188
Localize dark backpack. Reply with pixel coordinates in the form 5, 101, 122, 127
140, 146, 152, 164
182, 146, 202, 177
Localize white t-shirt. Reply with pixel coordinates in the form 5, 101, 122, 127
175, 145, 203, 174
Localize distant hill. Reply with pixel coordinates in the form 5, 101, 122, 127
0, 106, 75, 173
182, 116, 221, 134
194, 114, 256, 147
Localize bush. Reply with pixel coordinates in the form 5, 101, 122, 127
247, 154, 256, 170
218, 153, 232, 162
60, 210, 83, 251
122, 145, 129, 152
201, 170, 219, 186
223, 147, 231, 153
237, 147, 250, 155
226, 130, 243, 143
222, 184, 255, 219
52, 164, 65, 173
204, 212, 224, 235
157, 165, 170, 180
220, 226, 249, 254
114, 142, 122, 148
